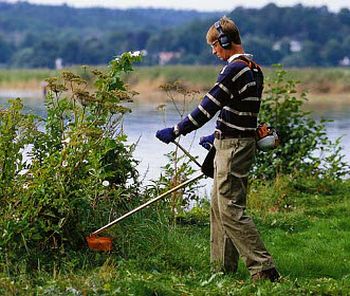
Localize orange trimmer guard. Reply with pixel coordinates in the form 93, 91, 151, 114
86, 235, 113, 251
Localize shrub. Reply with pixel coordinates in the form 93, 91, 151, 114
253, 65, 349, 180
0, 52, 142, 266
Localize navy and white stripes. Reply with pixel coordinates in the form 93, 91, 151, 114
177, 55, 263, 136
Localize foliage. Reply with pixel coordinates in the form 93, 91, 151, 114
176, 198, 210, 226
1, 2, 350, 67
154, 81, 202, 221
0, 177, 350, 294
155, 150, 200, 220
0, 98, 38, 199
0, 52, 142, 266
253, 65, 349, 180
0, 2, 220, 68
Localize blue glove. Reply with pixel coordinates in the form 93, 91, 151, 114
199, 134, 215, 150
156, 127, 176, 144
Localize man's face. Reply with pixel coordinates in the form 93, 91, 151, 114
210, 40, 230, 61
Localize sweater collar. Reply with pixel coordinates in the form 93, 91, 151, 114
228, 53, 253, 63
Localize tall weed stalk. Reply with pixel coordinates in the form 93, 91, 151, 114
155, 82, 202, 222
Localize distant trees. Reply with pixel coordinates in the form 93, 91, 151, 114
0, 36, 11, 64
0, 2, 350, 68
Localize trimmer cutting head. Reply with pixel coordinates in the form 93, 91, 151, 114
86, 235, 113, 251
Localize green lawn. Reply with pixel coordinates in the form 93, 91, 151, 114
1, 177, 349, 295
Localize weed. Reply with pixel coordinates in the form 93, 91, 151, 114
254, 65, 349, 179
0, 52, 143, 269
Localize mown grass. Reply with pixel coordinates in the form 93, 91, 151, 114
1, 177, 349, 295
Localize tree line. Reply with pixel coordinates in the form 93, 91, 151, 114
0, 2, 349, 68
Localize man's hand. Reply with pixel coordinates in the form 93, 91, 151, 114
199, 134, 215, 150
156, 127, 177, 144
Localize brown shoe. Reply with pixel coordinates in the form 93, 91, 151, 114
252, 268, 280, 282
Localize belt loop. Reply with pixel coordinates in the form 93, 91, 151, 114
214, 130, 223, 140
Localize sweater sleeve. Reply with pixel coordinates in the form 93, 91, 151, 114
177, 65, 236, 135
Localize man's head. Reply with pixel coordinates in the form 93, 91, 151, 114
206, 16, 243, 60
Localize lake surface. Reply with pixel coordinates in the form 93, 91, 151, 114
1, 96, 349, 192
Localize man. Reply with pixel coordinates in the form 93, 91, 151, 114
155, 16, 279, 282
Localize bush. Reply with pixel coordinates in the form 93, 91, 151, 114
0, 52, 143, 267
253, 65, 349, 180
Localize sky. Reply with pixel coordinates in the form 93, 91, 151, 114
4, 0, 350, 12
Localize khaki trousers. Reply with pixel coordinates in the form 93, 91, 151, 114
210, 137, 275, 275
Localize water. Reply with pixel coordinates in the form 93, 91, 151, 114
122, 101, 214, 180
1, 96, 349, 190
123, 102, 350, 184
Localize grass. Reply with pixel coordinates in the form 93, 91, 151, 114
0, 67, 89, 89
2, 66, 350, 94
1, 177, 350, 295
125, 65, 350, 95
128, 65, 219, 90
285, 67, 350, 94
1, 66, 350, 107
0, 69, 58, 89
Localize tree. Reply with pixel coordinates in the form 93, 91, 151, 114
0, 36, 11, 64
244, 36, 281, 65
320, 39, 344, 66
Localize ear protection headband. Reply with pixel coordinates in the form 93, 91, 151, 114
214, 21, 231, 49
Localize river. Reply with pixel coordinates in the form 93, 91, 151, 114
123, 100, 350, 184
0, 95, 349, 192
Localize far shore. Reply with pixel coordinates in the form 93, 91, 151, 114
1, 87, 349, 111
0, 66, 349, 108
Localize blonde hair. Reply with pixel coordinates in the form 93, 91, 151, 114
206, 16, 241, 45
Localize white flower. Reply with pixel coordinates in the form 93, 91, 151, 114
62, 160, 68, 167
62, 137, 71, 145
131, 50, 141, 57
66, 287, 80, 295
102, 180, 110, 187
82, 159, 88, 164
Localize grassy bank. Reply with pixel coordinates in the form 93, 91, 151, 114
286, 67, 350, 94
2, 66, 349, 108
127, 66, 350, 99
1, 66, 350, 95
1, 177, 349, 295
0, 69, 58, 89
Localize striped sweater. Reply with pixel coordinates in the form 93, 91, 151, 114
177, 54, 263, 136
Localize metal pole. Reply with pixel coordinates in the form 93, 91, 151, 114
173, 141, 202, 168
91, 172, 205, 236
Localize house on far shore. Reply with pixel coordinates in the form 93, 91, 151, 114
339, 56, 350, 67
55, 58, 63, 69
158, 51, 181, 65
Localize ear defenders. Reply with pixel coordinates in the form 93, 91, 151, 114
214, 20, 231, 49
